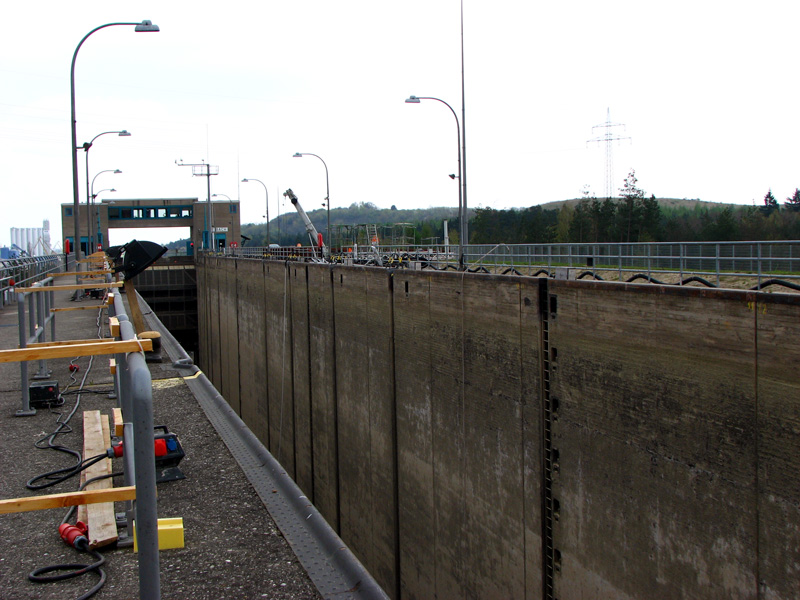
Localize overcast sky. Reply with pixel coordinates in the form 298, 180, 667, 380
2, 1, 799, 248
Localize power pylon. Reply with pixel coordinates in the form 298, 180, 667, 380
587, 108, 630, 200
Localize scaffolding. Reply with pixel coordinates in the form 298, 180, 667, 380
330, 223, 416, 250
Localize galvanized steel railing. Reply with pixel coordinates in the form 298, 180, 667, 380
1, 255, 66, 307
9, 277, 161, 599
219, 241, 800, 286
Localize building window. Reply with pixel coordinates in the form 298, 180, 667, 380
65, 207, 73, 217
229, 204, 237, 214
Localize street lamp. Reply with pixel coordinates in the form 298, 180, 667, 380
293, 153, 330, 252
89, 169, 121, 251
70, 20, 159, 266
92, 188, 115, 248
241, 178, 269, 246
82, 130, 129, 247
405, 95, 463, 267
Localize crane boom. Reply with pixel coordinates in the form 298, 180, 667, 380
283, 188, 326, 256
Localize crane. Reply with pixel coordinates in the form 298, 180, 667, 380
283, 188, 327, 259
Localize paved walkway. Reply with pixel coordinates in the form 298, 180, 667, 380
0, 285, 322, 599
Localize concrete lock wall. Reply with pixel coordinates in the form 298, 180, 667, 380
196, 256, 800, 600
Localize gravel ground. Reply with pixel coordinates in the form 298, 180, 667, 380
0, 292, 322, 599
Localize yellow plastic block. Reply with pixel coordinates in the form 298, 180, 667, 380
133, 517, 185, 552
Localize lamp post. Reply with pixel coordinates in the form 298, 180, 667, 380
241, 178, 269, 246
89, 169, 121, 251
92, 188, 116, 248
81, 130, 130, 250
405, 95, 463, 267
293, 152, 330, 252
70, 20, 158, 265
176, 159, 218, 250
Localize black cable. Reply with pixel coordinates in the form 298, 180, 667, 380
750, 278, 800, 292
26, 304, 112, 599
60, 388, 114, 396
28, 541, 107, 600
27, 311, 102, 490
26, 452, 108, 490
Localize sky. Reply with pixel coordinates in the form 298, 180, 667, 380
2, 1, 799, 248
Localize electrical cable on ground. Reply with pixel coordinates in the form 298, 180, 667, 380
25, 303, 115, 599
29, 472, 122, 600
27, 304, 105, 490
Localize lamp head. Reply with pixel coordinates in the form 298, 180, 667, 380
118, 130, 131, 137
293, 152, 303, 158
449, 174, 458, 180
241, 178, 248, 182
134, 20, 160, 32
405, 95, 421, 104
113, 169, 122, 174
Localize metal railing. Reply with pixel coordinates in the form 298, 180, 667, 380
461, 241, 800, 287
14, 278, 57, 414
1, 254, 66, 307
10, 278, 161, 599
217, 241, 800, 287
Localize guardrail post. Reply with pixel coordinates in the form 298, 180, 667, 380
33, 289, 51, 379
16, 292, 34, 416
117, 317, 160, 599
758, 243, 763, 288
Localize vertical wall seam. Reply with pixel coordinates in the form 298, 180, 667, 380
305, 264, 315, 505
518, 281, 528, 599
234, 258, 241, 417
215, 258, 223, 388
429, 273, 438, 598
263, 260, 271, 450
289, 265, 297, 481
538, 277, 555, 600
331, 265, 341, 533
388, 271, 401, 600
460, 270, 468, 598
753, 294, 761, 599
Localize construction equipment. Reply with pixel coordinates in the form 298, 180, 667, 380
283, 189, 327, 260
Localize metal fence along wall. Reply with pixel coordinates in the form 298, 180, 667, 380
224, 240, 800, 285
196, 255, 800, 600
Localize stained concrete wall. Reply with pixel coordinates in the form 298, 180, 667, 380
196, 256, 800, 600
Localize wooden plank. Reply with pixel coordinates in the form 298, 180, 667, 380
0, 487, 136, 515
51, 305, 107, 312
113, 408, 124, 437
16, 282, 123, 293
0, 339, 153, 364
109, 317, 120, 337
83, 411, 117, 548
52, 270, 112, 277
124, 280, 147, 334
26, 338, 114, 348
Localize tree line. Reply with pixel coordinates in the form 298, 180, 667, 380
470, 170, 800, 244
192, 170, 800, 250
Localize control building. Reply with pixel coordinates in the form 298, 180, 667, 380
61, 198, 241, 255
